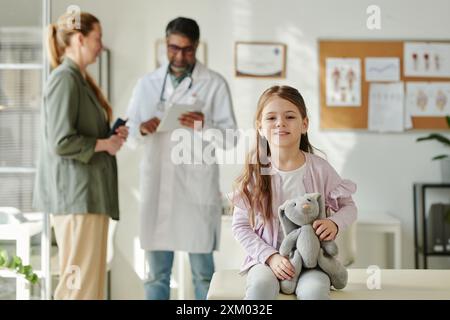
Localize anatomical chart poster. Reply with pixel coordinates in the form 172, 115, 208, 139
406, 82, 450, 116
326, 58, 361, 107
404, 42, 450, 78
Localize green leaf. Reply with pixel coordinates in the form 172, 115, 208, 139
417, 133, 450, 146
0, 250, 8, 266
446, 115, 450, 128
0, 249, 39, 285
7, 257, 15, 269
12, 256, 22, 270
28, 274, 38, 285
0, 254, 5, 267
22, 265, 32, 277
432, 155, 449, 160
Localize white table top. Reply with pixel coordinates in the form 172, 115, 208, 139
357, 212, 401, 226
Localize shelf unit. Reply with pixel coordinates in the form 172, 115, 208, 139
413, 183, 450, 269
0, 26, 43, 213
0, 64, 43, 70
0, 21, 46, 300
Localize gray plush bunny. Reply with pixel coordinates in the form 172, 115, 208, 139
278, 193, 348, 294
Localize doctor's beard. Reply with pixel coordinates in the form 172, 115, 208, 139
169, 62, 192, 75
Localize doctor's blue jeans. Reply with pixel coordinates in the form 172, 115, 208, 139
145, 250, 214, 300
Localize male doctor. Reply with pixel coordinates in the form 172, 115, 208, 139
126, 17, 237, 300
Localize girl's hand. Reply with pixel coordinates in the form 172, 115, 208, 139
313, 219, 338, 241
266, 253, 295, 280
115, 125, 129, 140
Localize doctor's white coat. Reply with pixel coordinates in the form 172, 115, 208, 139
126, 62, 237, 253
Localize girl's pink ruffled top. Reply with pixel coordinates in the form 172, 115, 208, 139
229, 152, 357, 274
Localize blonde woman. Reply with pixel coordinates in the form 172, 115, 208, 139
33, 12, 128, 299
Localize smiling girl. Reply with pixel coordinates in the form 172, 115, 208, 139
230, 85, 357, 300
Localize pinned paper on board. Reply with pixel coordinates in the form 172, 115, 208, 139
326, 58, 361, 107
368, 82, 405, 132
320, 39, 450, 130
365, 57, 400, 82
406, 82, 450, 116
404, 42, 450, 78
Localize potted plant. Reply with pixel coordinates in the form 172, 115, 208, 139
416, 115, 450, 182
0, 249, 39, 285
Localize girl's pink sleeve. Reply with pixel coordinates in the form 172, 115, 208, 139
228, 192, 278, 264
323, 165, 358, 233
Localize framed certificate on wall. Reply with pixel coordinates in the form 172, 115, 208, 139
235, 41, 287, 78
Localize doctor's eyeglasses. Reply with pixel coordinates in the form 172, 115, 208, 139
167, 44, 195, 56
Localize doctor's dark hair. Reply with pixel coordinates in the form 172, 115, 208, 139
47, 12, 112, 122
233, 86, 315, 228
165, 17, 200, 43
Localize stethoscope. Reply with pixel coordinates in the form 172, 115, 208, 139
159, 64, 194, 103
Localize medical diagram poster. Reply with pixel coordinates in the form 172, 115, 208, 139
326, 58, 361, 107
404, 42, 450, 78
406, 82, 450, 116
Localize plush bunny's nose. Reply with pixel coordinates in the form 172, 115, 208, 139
302, 204, 311, 210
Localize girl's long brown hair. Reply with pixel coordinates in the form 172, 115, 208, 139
233, 86, 315, 227
47, 12, 112, 122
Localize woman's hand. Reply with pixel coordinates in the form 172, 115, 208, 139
95, 134, 125, 156
266, 253, 295, 280
115, 125, 129, 140
313, 219, 338, 241
106, 134, 125, 155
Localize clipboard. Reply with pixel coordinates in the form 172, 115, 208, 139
156, 103, 198, 133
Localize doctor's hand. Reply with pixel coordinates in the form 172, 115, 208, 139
313, 219, 338, 241
140, 117, 161, 135
95, 134, 125, 156
179, 112, 204, 130
266, 253, 295, 280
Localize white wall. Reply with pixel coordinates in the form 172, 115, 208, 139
1, 0, 42, 26
47, 0, 450, 299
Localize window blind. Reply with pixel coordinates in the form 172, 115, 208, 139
0, 27, 42, 212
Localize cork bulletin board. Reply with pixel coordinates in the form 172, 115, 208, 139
319, 40, 450, 130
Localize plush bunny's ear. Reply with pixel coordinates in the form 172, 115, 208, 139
310, 193, 326, 219
317, 193, 326, 219
278, 200, 289, 228
278, 200, 298, 236
278, 199, 288, 212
